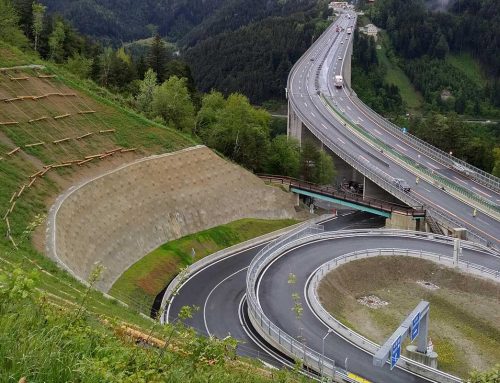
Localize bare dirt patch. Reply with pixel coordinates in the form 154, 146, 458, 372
317, 256, 500, 377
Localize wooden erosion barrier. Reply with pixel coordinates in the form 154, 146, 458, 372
7, 147, 20, 156
0, 121, 19, 126
28, 116, 49, 123
53, 113, 71, 120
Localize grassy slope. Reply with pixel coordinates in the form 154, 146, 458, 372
0, 42, 304, 382
318, 256, 500, 377
0, 41, 194, 328
376, 32, 423, 112
110, 218, 298, 313
446, 52, 486, 88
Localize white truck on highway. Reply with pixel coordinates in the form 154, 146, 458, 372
346, 27, 352, 34
334, 75, 343, 88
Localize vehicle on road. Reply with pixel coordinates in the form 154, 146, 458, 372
452, 162, 470, 176
338, 56, 342, 60
393, 178, 411, 193
334, 75, 343, 88
347, 27, 352, 34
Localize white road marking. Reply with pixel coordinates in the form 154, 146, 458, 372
426, 161, 439, 169
374, 129, 383, 136
358, 155, 369, 163
358, 117, 363, 122
453, 176, 468, 186
476, 218, 489, 226
304, 102, 308, 108
337, 137, 346, 144
203, 266, 247, 336
346, 106, 352, 111
472, 186, 492, 198
311, 112, 316, 117
321, 123, 328, 129
396, 143, 408, 152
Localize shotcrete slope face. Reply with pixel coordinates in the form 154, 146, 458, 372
51, 146, 295, 291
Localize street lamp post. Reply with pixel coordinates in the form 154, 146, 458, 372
320, 329, 333, 375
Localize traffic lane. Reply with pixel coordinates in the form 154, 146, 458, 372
334, 92, 500, 204
292, 87, 499, 245
257, 237, 498, 383
167, 243, 264, 329
320, 28, 500, 203
313, 16, 499, 205
167, 212, 376, 330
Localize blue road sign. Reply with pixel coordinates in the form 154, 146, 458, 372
411, 312, 420, 342
390, 335, 402, 370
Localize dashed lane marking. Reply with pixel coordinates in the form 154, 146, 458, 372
472, 186, 493, 199
396, 143, 408, 152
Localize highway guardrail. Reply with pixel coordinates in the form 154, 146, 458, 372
247, 227, 498, 381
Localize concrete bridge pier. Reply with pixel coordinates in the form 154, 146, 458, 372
288, 100, 303, 144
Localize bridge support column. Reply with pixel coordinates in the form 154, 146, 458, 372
288, 101, 303, 144
385, 212, 417, 230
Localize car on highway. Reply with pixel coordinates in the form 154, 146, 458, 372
393, 178, 411, 193
341, 41, 344, 44
452, 161, 470, 176
338, 56, 342, 60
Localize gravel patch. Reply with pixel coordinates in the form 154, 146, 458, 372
357, 295, 389, 309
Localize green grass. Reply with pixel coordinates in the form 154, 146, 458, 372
1, 268, 300, 383
0, 41, 305, 382
376, 32, 423, 112
447, 53, 486, 87
318, 257, 500, 378
110, 218, 299, 313
0, 39, 194, 327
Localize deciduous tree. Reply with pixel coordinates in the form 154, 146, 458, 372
152, 76, 195, 133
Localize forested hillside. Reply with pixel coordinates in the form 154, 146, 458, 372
35, 0, 328, 104
368, 0, 500, 112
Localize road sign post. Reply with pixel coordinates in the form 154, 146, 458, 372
410, 312, 420, 342
390, 336, 402, 370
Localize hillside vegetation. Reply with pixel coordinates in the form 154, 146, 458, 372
0, 37, 303, 383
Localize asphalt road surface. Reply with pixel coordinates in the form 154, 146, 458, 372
288, 11, 500, 247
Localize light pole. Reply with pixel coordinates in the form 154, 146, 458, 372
321, 329, 333, 375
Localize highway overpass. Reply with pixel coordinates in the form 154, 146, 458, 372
286, 10, 500, 249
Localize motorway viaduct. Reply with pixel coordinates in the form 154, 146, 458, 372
286, 10, 500, 249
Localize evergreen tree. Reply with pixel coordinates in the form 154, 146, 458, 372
147, 34, 169, 83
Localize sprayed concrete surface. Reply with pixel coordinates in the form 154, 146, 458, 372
47, 145, 296, 291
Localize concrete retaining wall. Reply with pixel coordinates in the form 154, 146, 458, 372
47, 145, 296, 291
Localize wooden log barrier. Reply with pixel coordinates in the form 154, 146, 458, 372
7, 147, 20, 156
17, 184, 26, 198
53, 137, 71, 144
25, 142, 45, 148
77, 158, 94, 166
53, 113, 71, 120
76, 132, 93, 140
120, 148, 137, 153
0, 121, 19, 126
77, 110, 96, 114
28, 116, 49, 123
99, 129, 115, 134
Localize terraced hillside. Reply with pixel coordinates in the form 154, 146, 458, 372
0, 43, 303, 382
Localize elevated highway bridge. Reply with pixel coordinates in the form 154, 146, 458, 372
287, 10, 500, 249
